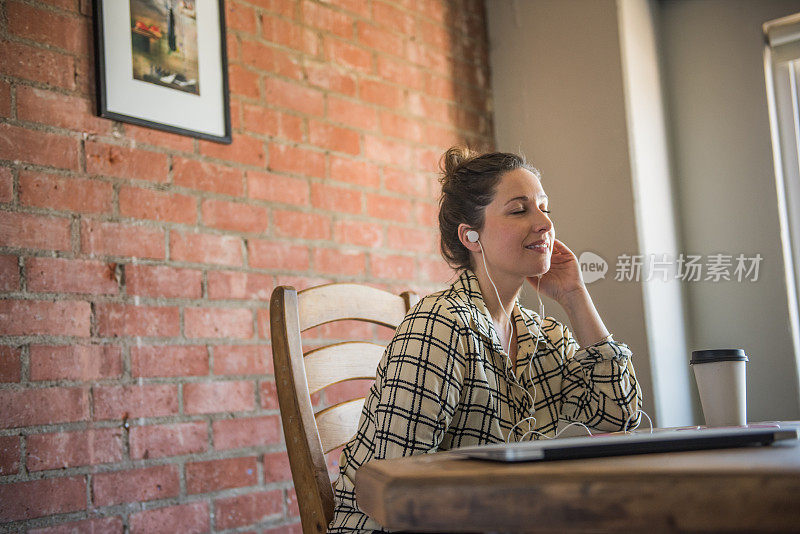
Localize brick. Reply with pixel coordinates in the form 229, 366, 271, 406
27, 257, 118, 295
212, 415, 281, 449
0, 81, 10, 118
0, 166, 12, 202
311, 183, 362, 214
324, 0, 371, 17
125, 123, 195, 152
28, 517, 123, 534
0, 346, 21, 382
387, 225, 435, 253
264, 77, 324, 116
0, 300, 91, 337
419, 257, 453, 283
285, 488, 301, 520
384, 167, 429, 197
380, 111, 423, 143
173, 156, 244, 196
314, 248, 366, 276
359, 78, 404, 109
302, 1, 353, 38
406, 91, 451, 123
247, 171, 309, 205
310, 320, 373, 341
131, 345, 209, 377
0, 254, 20, 292
214, 490, 283, 529
261, 14, 320, 55
371, 253, 415, 280
263, 450, 292, 482
0, 124, 80, 170
20, 171, 113, 214
125, 264, 203, 299
309, 121, 360, 155
0, 211, 71, 251
208, 271, 273, 300
170, 230, 243, 266
85, 142, 168, 182
248, 239, 310, 270
0, 477, 85, 521
186, 456, 258, 494
334, 219, 383, 247
273, 209, 331, 240
27, 428, 123, 471
325, 39, 372, 72
324, 378, 372, 405
7, 2, 88, 53
0, 387, 88, 429
257, 308, 271, 340
130, 502, 209, 534
30, 344, 122, 381
241, 39, 303, 79
329, 156, 380, 188
366, 193, 412, 222
405, 40, 448, 72
269, 143, 325, 178
0, 40, 77, 90
305, 61, 357, 96
363, 135, 415, 167
93, 384, 178, 420
17, 86, 108, 134
199, 134, 266, 167
93, 465, 180, 506
119, 187, 197, 224
227, 0, 258, 33
260, 380, 279, 409
184, 381, 255, 414
185, 307, 254, 339
95, 303, 180, 338
0, 435, 19, 474
242, 105, 304, 143
228, 64, 260, 99
81, 220, 165, 260
418, 18, 450, 51
328, 96, 379, 131
129, 421, 207, 460
202, 198, 269, 233
358, 21, 404, 56
214, 345, 271, 375
374, 2, 415, 34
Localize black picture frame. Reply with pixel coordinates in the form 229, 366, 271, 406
93, 0, 232, 144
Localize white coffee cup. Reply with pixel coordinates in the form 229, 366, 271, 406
690, 349, 748, 427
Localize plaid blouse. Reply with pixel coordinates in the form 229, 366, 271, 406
328, 270, 642, 533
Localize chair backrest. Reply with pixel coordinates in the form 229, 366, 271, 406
270, 283, 419, 534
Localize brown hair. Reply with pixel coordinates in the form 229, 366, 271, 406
438, 147, 540, 271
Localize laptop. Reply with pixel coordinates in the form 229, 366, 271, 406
450, 425, 799, 462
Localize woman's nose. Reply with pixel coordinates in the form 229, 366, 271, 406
533, 209, 552, 232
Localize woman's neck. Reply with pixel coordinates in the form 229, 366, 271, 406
472, 266, 522, 324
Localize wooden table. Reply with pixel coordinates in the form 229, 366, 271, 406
355, 439, 800, 532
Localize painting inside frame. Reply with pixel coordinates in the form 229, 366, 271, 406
94, 0, 231, 143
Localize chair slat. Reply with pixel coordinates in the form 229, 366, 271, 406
298, 283, 408, 331
304, 342, 384, 395
316, 398, 365, 454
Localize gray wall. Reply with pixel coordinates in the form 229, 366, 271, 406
659, 0, 800, 421
487, 0, 800, 424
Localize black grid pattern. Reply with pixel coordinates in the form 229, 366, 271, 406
328, 270, 642, 533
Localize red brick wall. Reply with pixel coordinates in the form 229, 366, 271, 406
0, 0, 493, 531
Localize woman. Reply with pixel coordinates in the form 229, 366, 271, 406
328, 148, 642, 533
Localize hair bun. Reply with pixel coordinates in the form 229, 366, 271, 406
440, 146, 474, 180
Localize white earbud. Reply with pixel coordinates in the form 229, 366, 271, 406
466, 230, 479, 243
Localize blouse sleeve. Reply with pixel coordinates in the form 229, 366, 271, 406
371, 302, 466, 459
557, 324, 643, 432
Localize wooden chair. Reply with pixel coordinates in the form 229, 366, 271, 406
270, 283, 419, 534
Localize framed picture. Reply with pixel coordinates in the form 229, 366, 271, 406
93, 0, 232, 143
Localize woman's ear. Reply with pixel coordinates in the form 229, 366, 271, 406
457, 223, 482, 252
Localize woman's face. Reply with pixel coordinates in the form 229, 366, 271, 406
476, 168, 554, 281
